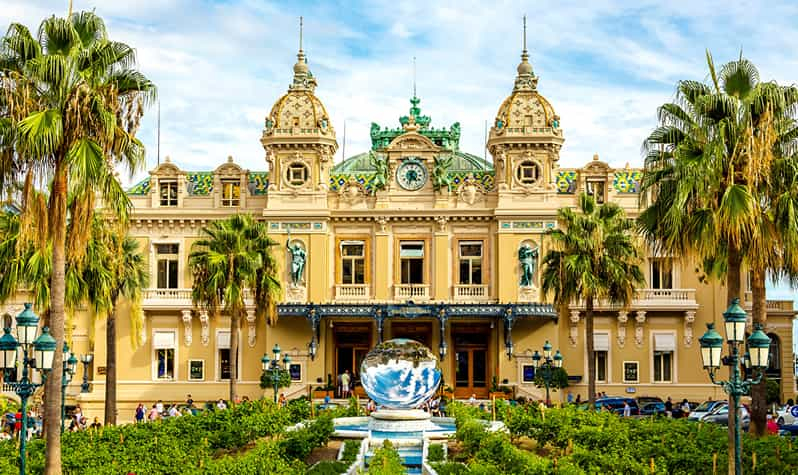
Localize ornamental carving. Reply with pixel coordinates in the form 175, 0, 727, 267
684, 310, 696, 347
181, 309, 193, 346
246, 309, 257, 347
617, 311, 628, 348
569, 310, 580, 346
199, 310, 210, 346
457, 173, 483, 205
338, 177, 366, 205
635, 311, 646, 347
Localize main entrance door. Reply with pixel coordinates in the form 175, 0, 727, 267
333, 322, 372, 396
453, 325, 490, 398
390, 321, 433, 348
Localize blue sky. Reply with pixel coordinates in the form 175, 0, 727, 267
2, 1, 797, 349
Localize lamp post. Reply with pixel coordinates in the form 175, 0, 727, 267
0, 303, 57, 475
60, 343, 77, 433
532, 340, 563, 406
262, 344, 291, 403
699, 298, 771, 475
80, 353, 93, 393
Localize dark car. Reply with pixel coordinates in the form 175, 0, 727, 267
779, 424, 798, 438
636, 396, 663, 406
639, 402, 666, 416
596, 397, 640, 416
671, 401, 700, 419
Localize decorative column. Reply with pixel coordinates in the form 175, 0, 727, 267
246, 309, 257, 347
432, 216, 450, 300
635, 311, 646, 347
616, 311, 628, 348
199, 310, 210, 346
569, 310, 580, 347
181, 310, 193, 346
684, 310, 696, 347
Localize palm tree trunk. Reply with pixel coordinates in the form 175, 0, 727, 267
586, 297, 596, 408
104, 300, 118, 425
726, 243, 742, 475
44, 161, 67, 475
749, 265, 768, 436
229, 311, 239, 403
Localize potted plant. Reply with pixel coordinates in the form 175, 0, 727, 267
312, 375, 335, 398
489, 376, 508, 399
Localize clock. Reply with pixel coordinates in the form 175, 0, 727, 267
396, 158, 428, 191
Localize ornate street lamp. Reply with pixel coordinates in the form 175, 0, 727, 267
80, 353, 93, 393
699, 298, 770, 475
532, 340, 563, 406
262, 344, 291, 403
0, 304, 56, 475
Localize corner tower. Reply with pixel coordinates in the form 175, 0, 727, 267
261, 17, 338, 210
487, 17, 563, 200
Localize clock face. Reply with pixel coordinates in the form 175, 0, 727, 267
396, 159, 428, 191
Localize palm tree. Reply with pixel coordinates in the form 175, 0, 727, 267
190, 214, 280, 401
639, 52, 798, 437
0, 12, 154, 471
82, 218, 147, 425
541, 193, 644, 407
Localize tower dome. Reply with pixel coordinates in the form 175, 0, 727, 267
262, 17, 335, 139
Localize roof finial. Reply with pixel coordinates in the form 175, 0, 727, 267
523, 15, 527, 53
299, 16, 303, 52
412, 56, 417, 98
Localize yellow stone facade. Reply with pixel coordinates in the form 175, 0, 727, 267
4, 32, 795, 423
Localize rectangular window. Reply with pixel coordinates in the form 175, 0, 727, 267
153, 331, 175, 380
216, 331, 238, 381
400, 241, 424, 284
341, 241, 366, 285
159, 180, 178, 206
221, 180, 240, 207
458, 241, 483, 285
653, 352, 673, 382
623, 361, 639, 383
586, 180, 606, 204
188, 360, 204, 381
522, 365, 536, 383
289, 363, 302, 381
219, 349, 232, 380
155, 244, 179, 289
651, 259, 673, 289
595, 351, 608, 383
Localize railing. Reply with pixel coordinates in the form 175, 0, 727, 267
142, 288, 254, 308
743, 292, 795, 311
500, 126, 562, 136
637, 289, 696, 301
453, 284, 489, 301
572, 288, 698, 309
394, 284, 430, 301
335, 284, 370, 301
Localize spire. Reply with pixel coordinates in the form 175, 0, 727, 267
290, 16, 316, 92
514, 15, 537, 92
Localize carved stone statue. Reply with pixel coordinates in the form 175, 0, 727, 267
286, 229, 306, 286
518, 242, 539, 287
431, 155, 453, 193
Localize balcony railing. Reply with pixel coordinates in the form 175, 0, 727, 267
743, 291, 795, 312
394, 284, 430, 301
453, 284, 489, 301
637, 289, 696, 301
571, 288, 698, 310
142, 288, 254, 309
335, 284, 370, 301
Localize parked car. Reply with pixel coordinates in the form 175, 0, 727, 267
776, 405, 798, 426
638, 402, 666, 416
688, 400, 726, 421
596, 397, 640, 416
778, 424, 798, 438
672, 401, 700, 419
636, 396, 663, 406
701, 403, 750, 431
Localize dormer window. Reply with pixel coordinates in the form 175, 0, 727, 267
159, 180, 178, 206
221, 180, 240, 207
586, 179, 606, 204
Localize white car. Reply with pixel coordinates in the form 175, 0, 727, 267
776, 405, 798, 426
688, 400, 726, 421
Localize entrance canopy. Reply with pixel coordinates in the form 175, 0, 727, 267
277, 302, 557, 361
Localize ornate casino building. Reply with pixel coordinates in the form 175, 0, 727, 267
4, 25, 794, 421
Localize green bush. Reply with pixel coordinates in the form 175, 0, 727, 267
368, 440, 404, 475
428, 443, 445, 462
432, 462, 470, 475
341, 440, 360, 462
279, 415, 335, 461
305, 460, 349, 475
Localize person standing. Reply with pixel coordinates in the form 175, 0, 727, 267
186, 394, 194, 408
623, 401, 631, 417
155, 400, 164, 415
278, 393, 287, 407
664, 397, 673, 418
168, 404, 180, 418
341, 370, 351, 399
135, 403, 145, 423
680, 399, 690, 418
147, 404, 159, 422
567, 392, 573, 404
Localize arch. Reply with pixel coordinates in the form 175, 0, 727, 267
766, 332, 781, 372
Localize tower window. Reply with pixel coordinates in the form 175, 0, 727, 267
516, 161, 541, 185
159, 180, 178, 206
221, 180, 240, 207
586, 179, 606, 204
286, 163, 309, 186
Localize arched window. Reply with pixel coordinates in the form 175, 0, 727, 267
767, 333, 781, 372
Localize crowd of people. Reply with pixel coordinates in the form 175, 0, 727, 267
133, 394, 257, 422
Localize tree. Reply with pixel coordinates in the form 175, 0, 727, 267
541, 193, 644, 408
190, 214, 280, 401
639, 52, 798, 438
82, 219, 147, 425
